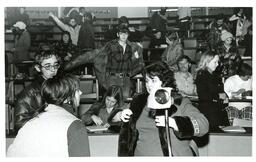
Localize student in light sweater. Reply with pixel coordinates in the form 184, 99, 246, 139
7, 74, 90, 157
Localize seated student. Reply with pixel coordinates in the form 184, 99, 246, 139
161, 32, 183, 71
7, 74, 90, 157
54, 31, 78, 63
224, 63, 252, 124
14, 50, 61, 131
224, 63, 252, 99
174, 55, 197, 97
81, 85, 125, 129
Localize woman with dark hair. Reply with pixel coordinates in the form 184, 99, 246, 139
195, 51, 230, 130
118, 62, 209, 156
81, 85, 125, 128
7, 74, 90, 157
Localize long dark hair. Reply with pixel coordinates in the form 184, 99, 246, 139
101, 85, 124, 107
144, 62, 182, 105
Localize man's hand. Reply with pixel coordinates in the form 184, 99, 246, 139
120, 109, 133, 122
155, 116, 178, 131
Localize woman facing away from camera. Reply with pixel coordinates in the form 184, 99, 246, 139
7, 74, 90, 157
195, 51, 230, 131
118, 62, 209, 156
81, 85, 126, 129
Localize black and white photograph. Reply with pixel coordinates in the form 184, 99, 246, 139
1, 0, 255, 159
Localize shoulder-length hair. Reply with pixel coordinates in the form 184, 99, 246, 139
143, 61, 182, 105
196, 51, 218, 72
41, 74, 80, 108
27, 74, 80, 121
102, 85, 124, 107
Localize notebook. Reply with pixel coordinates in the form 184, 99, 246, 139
221, 126, 246, 133
86, 125, 108, 132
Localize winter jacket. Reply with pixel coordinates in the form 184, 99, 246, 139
14, 75, 45, 131
118, 93, 209, 156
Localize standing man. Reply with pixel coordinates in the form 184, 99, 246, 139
105, 25, 134, 98
64, 25, 144, 99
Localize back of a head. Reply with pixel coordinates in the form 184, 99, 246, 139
237, 63, 252, 76
41, 74, 80, 106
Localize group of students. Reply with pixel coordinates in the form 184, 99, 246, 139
7, 8, 252, 157
7, 49, 209, 156
7, 48, 252, 157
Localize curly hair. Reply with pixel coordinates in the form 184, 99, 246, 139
34, 50, 60, 66
144, 61, 182, 105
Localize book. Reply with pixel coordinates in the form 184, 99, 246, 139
86, 125, 108, 132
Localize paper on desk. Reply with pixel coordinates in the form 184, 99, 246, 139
221, 126, 246, 133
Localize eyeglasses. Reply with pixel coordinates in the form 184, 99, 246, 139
41, 63, 60, 70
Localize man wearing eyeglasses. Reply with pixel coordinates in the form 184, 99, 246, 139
14, 51, 61, 131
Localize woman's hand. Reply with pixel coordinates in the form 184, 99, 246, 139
91, 115, 103, 126
120, 109, 133, 122
155, 116, 179, 131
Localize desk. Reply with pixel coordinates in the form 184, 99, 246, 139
6, 130, 252, 156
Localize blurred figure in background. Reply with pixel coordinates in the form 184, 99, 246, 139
215, 30, 242, 79
49, 12, 81, 46
54, 31, 78, 64
161, 32, 183, 71
77, 7, 96, 50
207, 14, 230, 51
11, 21, 31, 75
174, 55, 197, 97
